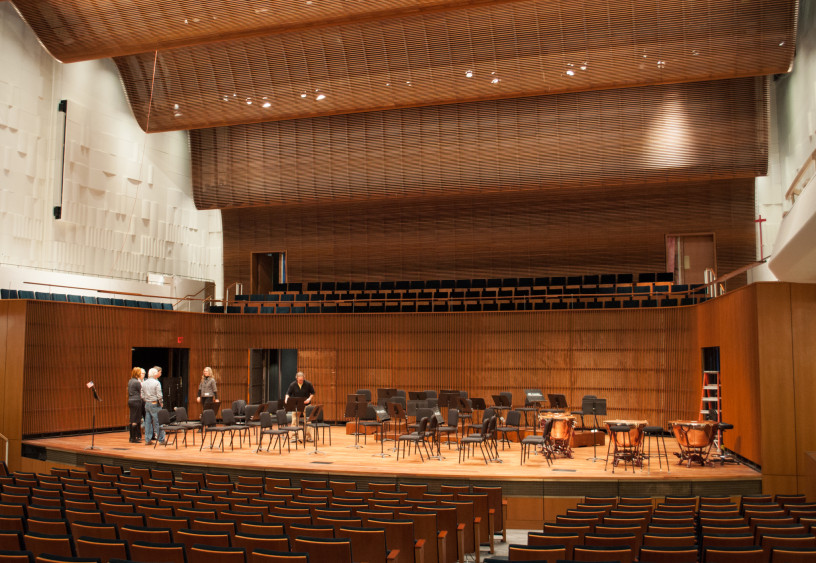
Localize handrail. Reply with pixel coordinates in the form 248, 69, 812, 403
224, 281, 243, 306
785, 147, 816, 202
174, 286, 208, 308
0, 432, 7, 469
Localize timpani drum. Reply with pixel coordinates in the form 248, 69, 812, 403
670, 420, 717, 466
539, 413, 576, 458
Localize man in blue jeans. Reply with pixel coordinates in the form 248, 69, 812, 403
141, 367, 166, 445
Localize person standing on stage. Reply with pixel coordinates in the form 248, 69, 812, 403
141, 367, 165, 445
285, 371, 315, 440
196, 366, 219, 412
127, 367, 143, 443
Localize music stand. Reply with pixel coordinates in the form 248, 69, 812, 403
582, 396, 607, 462
368, 404, 392, 458
457, 397, 473, 434
344, 394, 366, 449
471, 397, 486, 425
305, 404, 326, 455
285, 397, 307, 444
548, 394, 568, 410
408, 391, 428, 400
387, 401, 407, 450
377, 388, 397, 405
86, 381, 102, 450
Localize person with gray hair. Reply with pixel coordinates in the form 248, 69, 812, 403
140, 367, 165, 445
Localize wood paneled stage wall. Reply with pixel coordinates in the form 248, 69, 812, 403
2, 282, 816, 495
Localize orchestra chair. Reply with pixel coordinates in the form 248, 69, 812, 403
496, 411, 522, 450
256, 412, 290, 455
21, 533, 75, 559
249, 549, 308, 563
291, 537, 353, 563
74, 536, 129, 562
129, 541, 187, 563
704, 545, 766, 563
274, 410, 304, 449
189, 544, 246, 563
517, 390, 542, 429
305, 405, 332, 447
507, 544, 566, 561
199, 409, 231, 451
0, 551, 33, 563
438, 409, 459, 450
397, 418, 432, 462
572, 544, 634, 563
771, 547, 816, 563
337, 526, 400, 563
118, 525, 173, 545
460, 417, 493, 465
220, 409, 251, 449
521, 418, 552, 467
637, 545, 698, 563
154, 409, 186, 449
172, 408, 201, 446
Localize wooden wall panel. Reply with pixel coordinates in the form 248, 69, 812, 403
790, 284, 816, 489
222, 178, 756, 290
16, 302, 700, 438
696, 285, 762, 466
0, 301, 28, 470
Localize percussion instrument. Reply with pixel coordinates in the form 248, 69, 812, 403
540, 413, 576, 458
670, 420, 717, 466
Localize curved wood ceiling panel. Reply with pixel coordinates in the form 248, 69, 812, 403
113, 0, 794, 132
191, 77, 767, 210
12, 0, 518, 62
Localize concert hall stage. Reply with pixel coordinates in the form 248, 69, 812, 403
23, 429, 761, 505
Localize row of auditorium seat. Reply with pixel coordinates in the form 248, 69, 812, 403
209, 295, 707, 314
271, 272, 676, 295
0, 290, 173, 311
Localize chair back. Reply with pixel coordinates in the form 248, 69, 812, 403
222, 409, 236, 425
232, 400, 247, 415
275, 409, 289, 426
447, 408, 459, 426
259, 412, 274, 429
158, 409, 172, 426
505, 410, 521, 427
174, 407, 189, 423
201, 410, 216, 427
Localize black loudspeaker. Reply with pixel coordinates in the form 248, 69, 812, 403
53, 206, 61, 220
370, 405, 391, 422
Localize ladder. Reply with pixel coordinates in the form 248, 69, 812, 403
701, 370, 725, 453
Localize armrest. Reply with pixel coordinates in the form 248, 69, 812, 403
386, 548, 400, 563
473, 516, 482, 563
487, 508, 495, 553
437, 530, 447, 563
415, 538, 425, 563
501, 499, 508, 542
457, 523, 465, 563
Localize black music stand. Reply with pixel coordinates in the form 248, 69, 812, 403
344, 394, 364, 449
408, 391, 428, 401
471, 397, 486, 425
285, 397, 307, 443
582, 396, 607, 462
305, 404, 327, 455
547, 394, 568, 410
387, 401, 406, 450
458, 397, 474, 434
377, 388, 397, 406
368, 404, 392, 458
86, 381, 102, 451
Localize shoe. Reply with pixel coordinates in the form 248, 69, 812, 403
158, 440, 167, 446
145, 441, 153, 445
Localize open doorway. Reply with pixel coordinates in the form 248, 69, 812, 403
251, 252, 286, 294
666, 234, 716, 285
131, 347, 189, 412
249, 349, 298, 404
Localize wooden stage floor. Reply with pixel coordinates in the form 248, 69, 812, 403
23, 429, 762, 499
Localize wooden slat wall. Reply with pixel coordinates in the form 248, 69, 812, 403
222, 178, 756, 289
194, 79, 767, 209
16, 301, 699, 438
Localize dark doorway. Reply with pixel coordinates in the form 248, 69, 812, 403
251, 252, 286, 294
249, 349, 298, 403
131, 347, 189, 411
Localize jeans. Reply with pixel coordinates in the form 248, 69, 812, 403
144, 402, 165, 443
